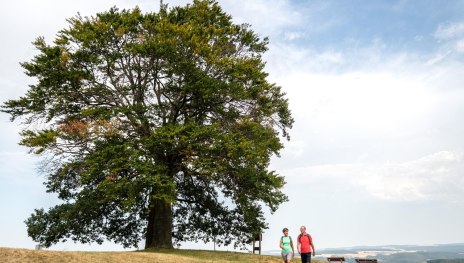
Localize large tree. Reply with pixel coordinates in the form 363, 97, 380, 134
2, 0, 293, 249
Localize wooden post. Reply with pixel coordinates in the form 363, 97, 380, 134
252, 233, 262, 255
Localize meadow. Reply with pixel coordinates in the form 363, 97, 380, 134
0, 247, 324, 263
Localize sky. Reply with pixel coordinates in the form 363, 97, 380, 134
1, 0, 464, 253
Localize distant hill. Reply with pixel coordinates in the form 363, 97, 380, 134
427, 260, 464, 263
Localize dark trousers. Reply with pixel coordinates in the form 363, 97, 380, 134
301, 252, 311, 263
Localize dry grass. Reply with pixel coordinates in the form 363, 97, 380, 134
0, 247, 324, 263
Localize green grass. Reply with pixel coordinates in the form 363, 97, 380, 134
0, 247, 325, 263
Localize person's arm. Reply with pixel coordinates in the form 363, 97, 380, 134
280, 238, 283, 249
311, 241, 315, 256
297, 237, 301, 254
290, 238, 294, 252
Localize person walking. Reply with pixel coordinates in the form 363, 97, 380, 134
297, 226, 315, 263
279, 227, 294, 263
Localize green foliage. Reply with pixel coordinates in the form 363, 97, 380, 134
2, 0, 293, 249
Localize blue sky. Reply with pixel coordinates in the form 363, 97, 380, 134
1, 0, 464, 252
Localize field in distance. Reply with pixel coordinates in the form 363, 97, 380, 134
0, 247, 324, 263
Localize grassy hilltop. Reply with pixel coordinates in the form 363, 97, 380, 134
0, 247, 324, 263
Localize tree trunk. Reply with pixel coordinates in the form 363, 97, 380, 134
145, 198, 173, 249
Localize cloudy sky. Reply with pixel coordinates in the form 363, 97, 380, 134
1, 0, 464, 252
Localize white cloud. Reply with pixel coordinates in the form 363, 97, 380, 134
284, 31, 303, 41
359, 151, 464, 201
266, 37, 464, 203
282, 151, 464, 202
432, 21, 464, 53
279, 70, 437, 137
434, 22, 464, 40
424, 51, 451, 66
455, 39, 464, 53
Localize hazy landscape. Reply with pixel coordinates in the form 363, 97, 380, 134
265, 243, 464, 263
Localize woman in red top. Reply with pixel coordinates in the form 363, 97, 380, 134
297, 226, 315, 263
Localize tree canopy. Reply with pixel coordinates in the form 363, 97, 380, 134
1, 0, 293, 249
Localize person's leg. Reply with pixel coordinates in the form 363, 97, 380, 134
307, 253, 312, 263
284, 252, 290, 263
300, 253, 308, 263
